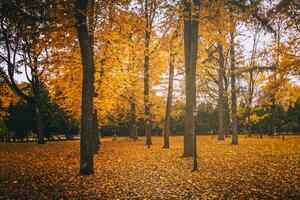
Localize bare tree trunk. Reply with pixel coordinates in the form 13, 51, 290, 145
230, 32, 238, 145
244, 27, 260, 137
31, 72, 45, 144
269, 97, 276, 136
247, 114, 252, 136
32, 75, 45, 144
129, 102, 138, 140
224, 93, 230, 137
144, 0, 152, 148
88, 0, 99, 153
183, 0, 200, 157
92, 109, 99, 154
223, 70, 230, 137
163, 50, 175, 149
129, 110, 135, 139
217, 44, 225, 140
76, 0, 95, 175
245, 71, 253, 137
29, 57, 45, 144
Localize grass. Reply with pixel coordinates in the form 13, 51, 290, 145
0, 135, 299, 199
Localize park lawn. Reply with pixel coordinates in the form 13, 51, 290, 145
0, 135, 299, 199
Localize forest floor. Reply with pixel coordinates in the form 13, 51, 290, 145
0, 135, 299, 199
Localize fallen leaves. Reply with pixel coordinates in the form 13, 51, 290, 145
0, 136, 299, 199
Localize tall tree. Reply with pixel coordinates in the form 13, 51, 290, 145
75, 0, 95, 175
230, 31, 238, 145
143, 0, 153, 148
223, 73, 230, 137
183, 0, 200, 157
163, 23, 181, 148
244, 27, 261, 137
217, 43, 225, 140
163, 38, 175, 149
0, 1, 55, 144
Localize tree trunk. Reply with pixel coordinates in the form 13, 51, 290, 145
35, 107, 44, 144
129, 114, 134, 139
163, 50, 175, 149
223, 94, 230, 137
92, 109, 99, 154
144, 0, 152, 148
183, 0, 200, 157
33, 76, 45, 144
217, 44, 225, 141
247, 115, 252, 137
129, 102, 138, 140
245, 70, 253, 137
269, 98, 276, 136
230, 32, 238, 145
6, 132, 10, 142
30, 56, 45, 145
76, 0, 95, 175
223, 69, 230, 137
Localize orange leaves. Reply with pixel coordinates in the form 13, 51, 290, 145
1, 136, 299, 199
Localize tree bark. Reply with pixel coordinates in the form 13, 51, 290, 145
76, 0, 95, 175
92, 109, 99, 154
144, 0, 152, 148
269, 97, 276, 136
217, 44, 225, 140
230, 32, 238, 145
245, 70, 254, 137
33, 76, 45, 144
183, 0, 200, 157
223, 93, 230, 137
129, 101, 138, 140
163, 50, 175, 149
223, 68, 230, 137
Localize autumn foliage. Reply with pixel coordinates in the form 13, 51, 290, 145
0, 0, 300, 198
0, 136, 299, 199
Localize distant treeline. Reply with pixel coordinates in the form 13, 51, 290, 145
1, 97, 300, 141
101, 100, 300, 137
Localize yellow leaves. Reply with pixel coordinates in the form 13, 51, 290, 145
249, 113, 268, 122
1, 136, 299, 199
94, 71, 101, 81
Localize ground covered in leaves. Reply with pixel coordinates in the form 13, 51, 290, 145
0, 135, 299, 199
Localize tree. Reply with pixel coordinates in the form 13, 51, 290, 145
0, 0, 59, 144
75, 0, 95, 175
241, 27, 262, 136
143, 0, 154, 148
163, 25, 180, 149
182, 0, 200, 157
230, 31, 238, 145
217, 44, 225, 140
